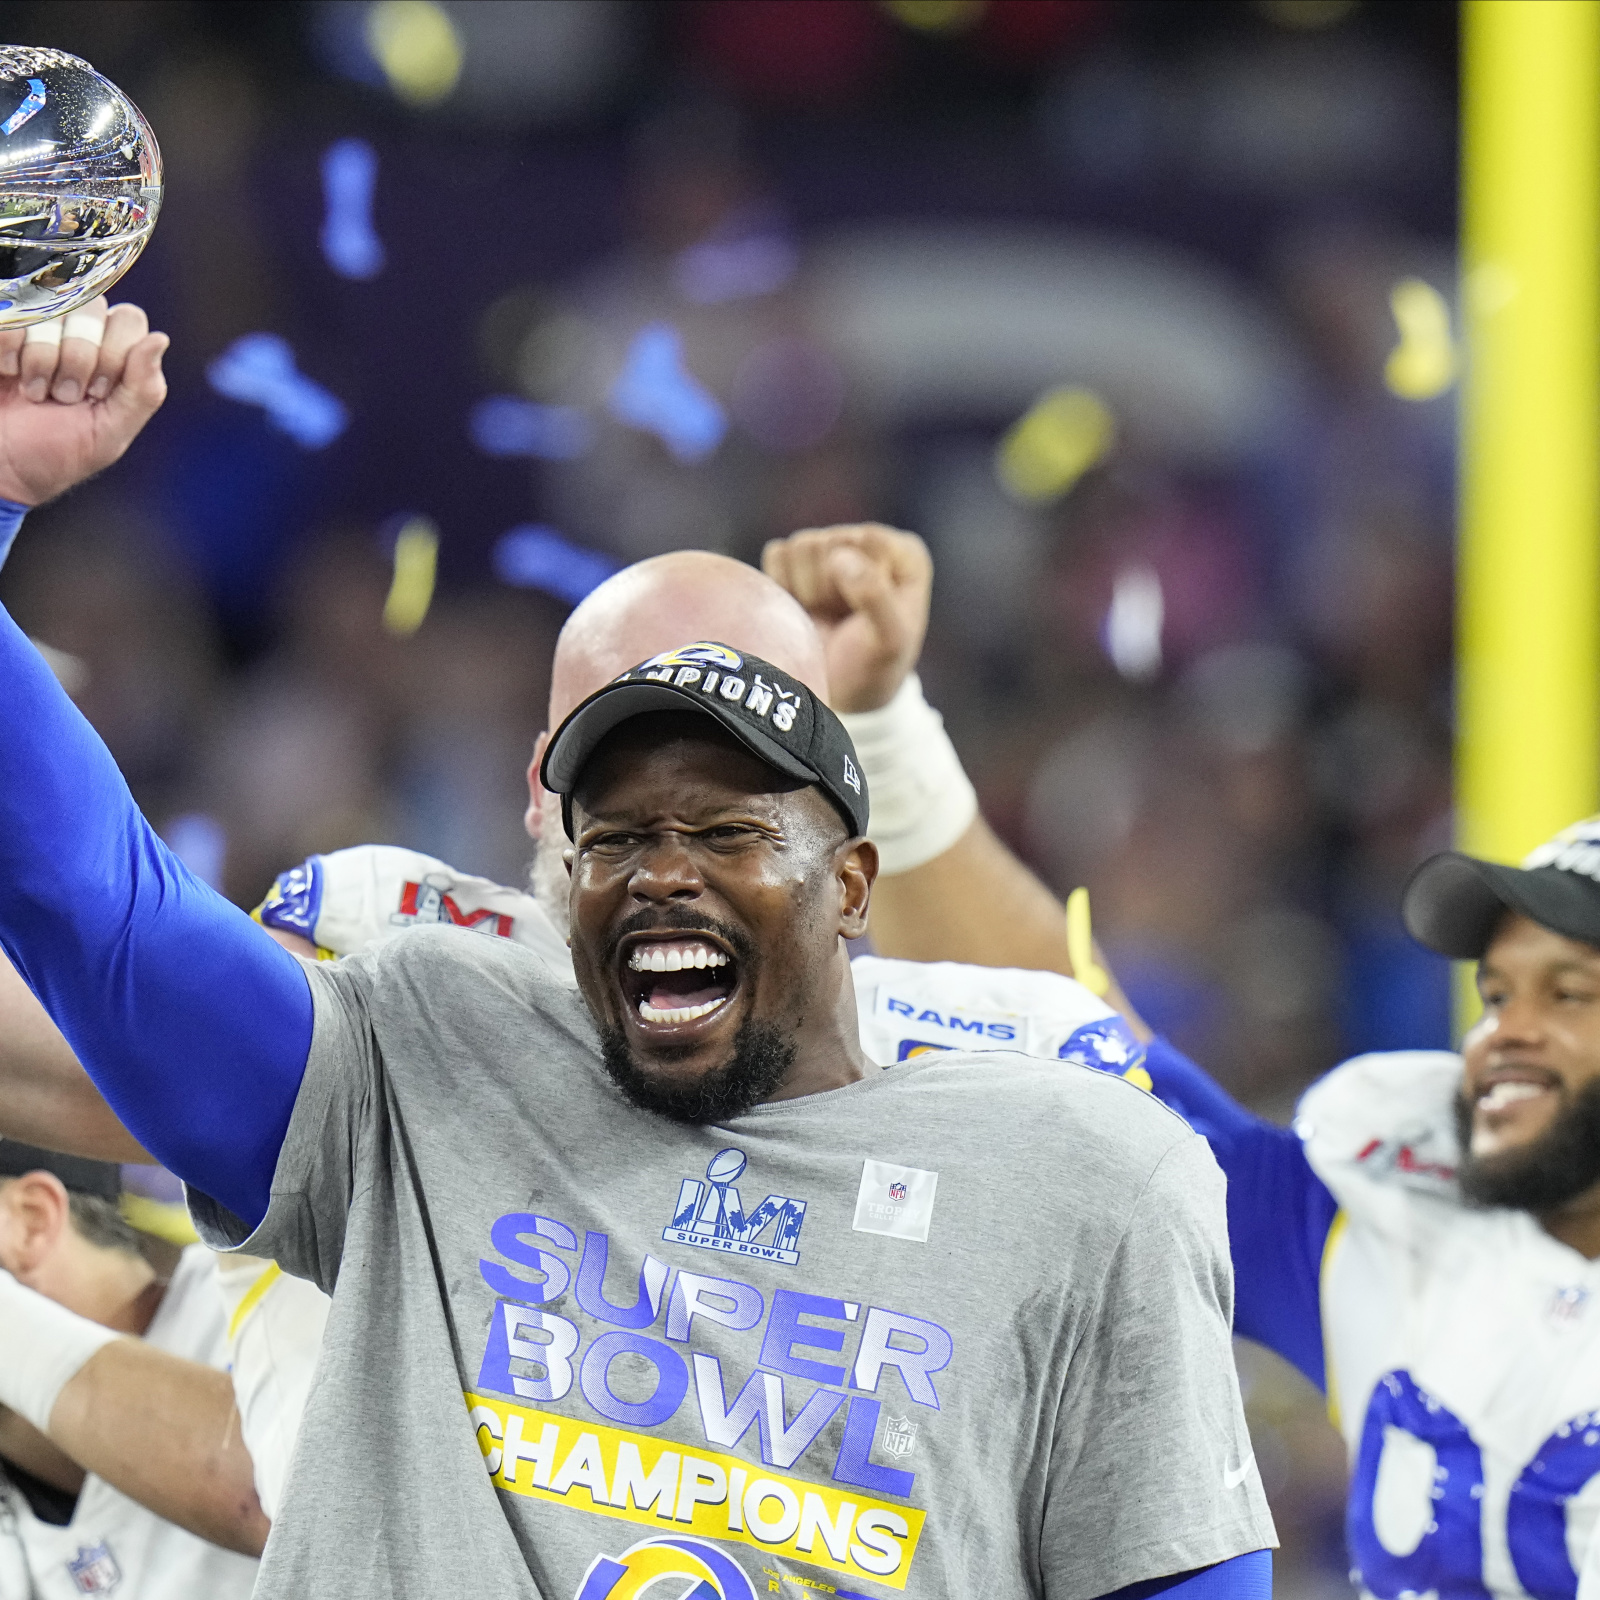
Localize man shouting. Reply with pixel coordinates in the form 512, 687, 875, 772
0, 311, 1272, 1599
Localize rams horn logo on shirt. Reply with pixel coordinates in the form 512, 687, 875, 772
574, 1534, 757, 1600
636, 642, 745, 675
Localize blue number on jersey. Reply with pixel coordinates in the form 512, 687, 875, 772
1348, 1371, 1488, 1600
1350, 1372, 1600, 1600
1506, 1410, 1600, 1600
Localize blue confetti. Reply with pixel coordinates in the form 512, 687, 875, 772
492, 525, 620, 606
206, 334, 349, 450
468, 396, 593, 460
1, 79, 46, 138
674, 233, 798, 306
608, 324, 726, 463
319, 138, 385, 281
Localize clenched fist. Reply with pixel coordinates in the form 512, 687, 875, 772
0, 297, 168, 508
761, 523, 933, 713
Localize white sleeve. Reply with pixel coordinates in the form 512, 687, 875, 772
215, 1254, 331, 1521
1293, 1049, 1463, 1238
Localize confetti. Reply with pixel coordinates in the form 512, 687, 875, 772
383, 516, 439, 636
207, 334, 349, 450
609, 324, 727, 463
1065, 887, 1112, 999
320, 138, 385, 281
493, 525, 620, 606
996, 387, 1114, 504
1384, 277, 1456, 401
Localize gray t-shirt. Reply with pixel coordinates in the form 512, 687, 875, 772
194, 926, 1273, 1600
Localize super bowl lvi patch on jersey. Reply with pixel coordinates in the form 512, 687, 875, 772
255, 844, 571, 970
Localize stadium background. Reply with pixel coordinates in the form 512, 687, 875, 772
0, 2, 1463, 1593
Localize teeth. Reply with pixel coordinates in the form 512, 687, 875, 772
628, 943, 730, 972
1480, 1080, 1551, 1113
639, 996, 727, 1025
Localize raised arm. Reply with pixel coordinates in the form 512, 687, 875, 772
1142, 1037, 1338, 1388
0, 305, 309, 1229
763, 523, 1114, 978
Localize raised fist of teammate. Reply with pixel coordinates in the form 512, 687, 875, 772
0, 298, 168, 508
761, 523, 933, 713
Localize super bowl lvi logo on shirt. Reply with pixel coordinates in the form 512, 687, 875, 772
664, 1149, 809, 1267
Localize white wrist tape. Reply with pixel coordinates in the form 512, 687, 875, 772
0, 1269, 120, 1433
839, 674, 978, 875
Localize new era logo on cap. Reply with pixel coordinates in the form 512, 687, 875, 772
541, 640, 871, 841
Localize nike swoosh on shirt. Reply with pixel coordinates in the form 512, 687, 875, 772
1224, 1453, 1256, 1490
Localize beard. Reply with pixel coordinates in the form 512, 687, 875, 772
1454, 1076, 1600, 1213
599, 1018, 796, 1124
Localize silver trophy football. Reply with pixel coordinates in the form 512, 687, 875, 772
0, 47, 161, 327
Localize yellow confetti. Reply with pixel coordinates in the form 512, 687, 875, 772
880, 0, 986, 32
366, 0, 462, 108
996, 387, 1115, 504
1122, 1064, 1154, 1093
1065, 886, 1111, 998
1384, 277, 1457, 401
121, 1193, 200, 1246
383, 516, 439, 637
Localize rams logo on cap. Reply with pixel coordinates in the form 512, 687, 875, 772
635, 642, 744, 676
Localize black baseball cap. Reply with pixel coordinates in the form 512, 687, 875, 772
1403, 816, 1600, 959
541, 641, 869, 841
0, 1140, 121, 1201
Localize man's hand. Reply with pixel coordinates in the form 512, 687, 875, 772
762, 523, 933, 713
0, 299, 168, 507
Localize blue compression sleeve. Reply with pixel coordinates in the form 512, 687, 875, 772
1144, 1036, 1338, 1389
0, 497, 25, 569
1103, 1550, 1273, 1600
0, 592, 312, 1229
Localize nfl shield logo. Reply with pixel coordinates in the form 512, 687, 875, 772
68, 1541, 121, 1593
882, 1414, 918, 1458
889, 1181, 907, 1201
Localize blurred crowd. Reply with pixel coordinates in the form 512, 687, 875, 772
0, 3, 1462, 1592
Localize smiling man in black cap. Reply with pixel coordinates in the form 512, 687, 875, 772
1403, 818, 1600, 1232
0, 543, 1275, 1598
544, 642, 875, 1127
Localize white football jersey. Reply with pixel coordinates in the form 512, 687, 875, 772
233, 846, 1141, 1520
1300, 1051, 1600, 1600
0, 1247, 260, 1598
214, 1254, 331, 1521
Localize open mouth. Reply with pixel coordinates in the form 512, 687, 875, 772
620, 934, 741, 1030
1475, 1069, 1560, 1117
